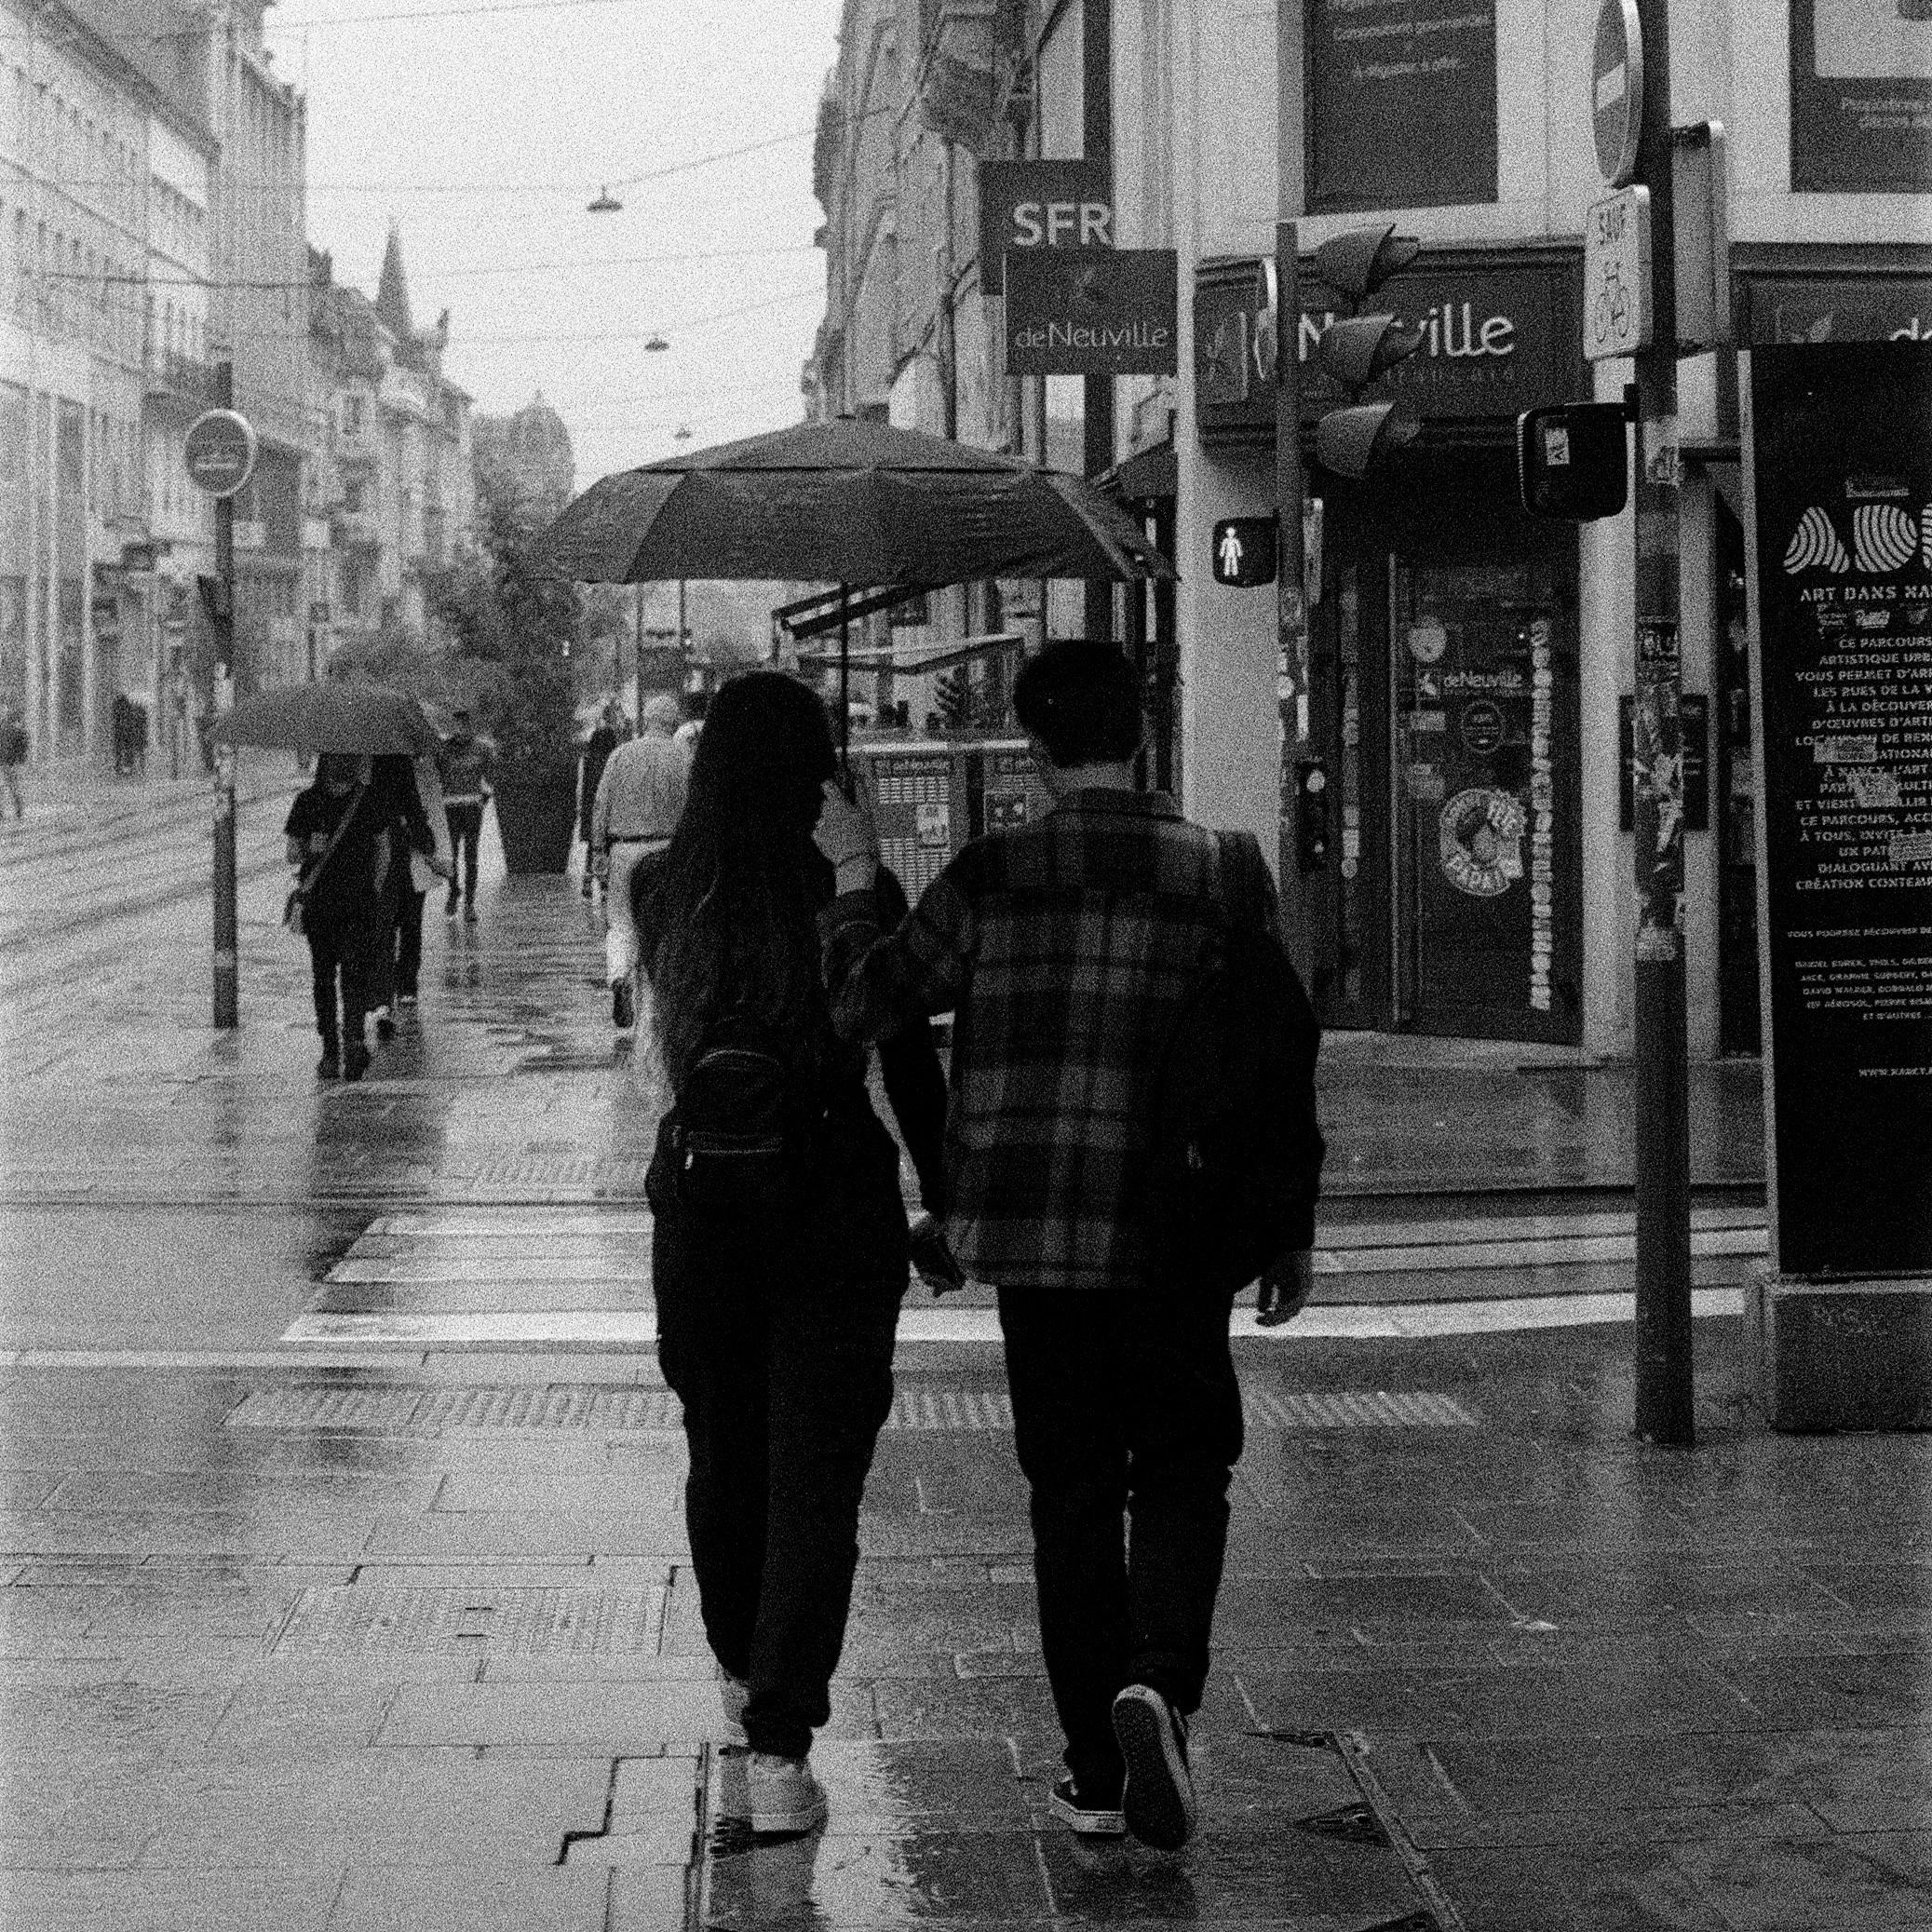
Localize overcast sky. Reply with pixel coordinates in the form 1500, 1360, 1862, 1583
267, 0, 844, 490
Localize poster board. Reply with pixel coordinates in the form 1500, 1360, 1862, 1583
971, 740, 1057, 837
1790, 0, 1932, 194
851, 743, 969, 899
1743, 340, 1932, 1278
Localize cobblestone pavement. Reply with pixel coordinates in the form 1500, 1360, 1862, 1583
7, 818, 1922, 1932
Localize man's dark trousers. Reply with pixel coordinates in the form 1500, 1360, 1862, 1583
445, 804, 483, 906
995, 1283, 1244, 1799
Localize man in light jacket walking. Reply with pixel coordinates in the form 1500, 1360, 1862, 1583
813, 641, 1318, 1854
592, 691, 691, 1029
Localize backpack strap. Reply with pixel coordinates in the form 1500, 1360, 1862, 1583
292, 783, 368, 906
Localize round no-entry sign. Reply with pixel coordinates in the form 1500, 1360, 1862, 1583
184, 409, 257, 498
1590, 0, 1643, 187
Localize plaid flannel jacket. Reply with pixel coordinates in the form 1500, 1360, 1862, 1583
818, 788, 1280, 1292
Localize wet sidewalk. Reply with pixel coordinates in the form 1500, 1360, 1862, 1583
12, 837, 1921, 1932
3, 1323, 1928, 1931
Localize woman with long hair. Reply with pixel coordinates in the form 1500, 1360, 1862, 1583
634, 671, 947, 1837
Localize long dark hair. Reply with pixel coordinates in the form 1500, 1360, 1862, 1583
639, 672, 837, 1085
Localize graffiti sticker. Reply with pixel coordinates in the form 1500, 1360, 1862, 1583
1439, 788, 1526, 898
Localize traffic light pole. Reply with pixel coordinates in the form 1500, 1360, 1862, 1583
211, 359, 238, 1031
1628, 0, 1693, 1444
1275, 222, 1312, 973
1083, 0, 1114, 642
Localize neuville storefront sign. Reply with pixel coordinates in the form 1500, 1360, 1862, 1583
1195, 247, 1582, 439
1006, 247, 1180, 377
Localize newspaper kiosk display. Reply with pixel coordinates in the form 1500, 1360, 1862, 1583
851, 742, 969, 896
973, 739, 1056, 836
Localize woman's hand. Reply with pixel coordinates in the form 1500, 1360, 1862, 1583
814, 778, 880, 881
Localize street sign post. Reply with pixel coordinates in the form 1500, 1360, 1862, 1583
1584, 187, 1653, 360
185, 385, 245, 1029
1592, 0, 1694, 1445
183, 409, 257, 500
1591, 0, 1643, 187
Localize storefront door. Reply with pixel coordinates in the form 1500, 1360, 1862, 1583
1305, 467, 1582, 1045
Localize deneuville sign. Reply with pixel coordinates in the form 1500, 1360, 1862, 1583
1195, 247, 1583, 441
1006, 248, 1178, 377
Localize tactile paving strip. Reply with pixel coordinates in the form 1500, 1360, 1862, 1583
273, 1585, 664, 1655
229, 1385, 1477, 1432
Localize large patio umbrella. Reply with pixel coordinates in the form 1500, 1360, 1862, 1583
210, 681, 440, 758
537, 417, 1177, 762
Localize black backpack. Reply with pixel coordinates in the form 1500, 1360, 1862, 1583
669, 1019, 827, 1215
1142, 833, 1325, 1295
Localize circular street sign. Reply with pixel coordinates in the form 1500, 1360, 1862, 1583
183, 409, 257, 498
1590, 0, 1644, 187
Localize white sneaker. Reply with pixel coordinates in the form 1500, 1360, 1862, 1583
719, 1670, 749, 1748
748, 1751, 827, 1835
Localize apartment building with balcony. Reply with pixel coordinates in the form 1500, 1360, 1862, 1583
0, 0, 211, 766
306, 230, 473, 668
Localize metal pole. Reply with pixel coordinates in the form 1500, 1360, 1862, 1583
1082, 0, 1115, 642
633, 582, 643, 727
1275, 223, 1312, 974
1628, 0, 1693, 1444
211, 359, 238, 1030
838, 587, 851, 774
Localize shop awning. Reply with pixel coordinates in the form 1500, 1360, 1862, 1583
792, 630, 1026, 676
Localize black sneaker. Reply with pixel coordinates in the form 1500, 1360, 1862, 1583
1112, 1684, 1196, 1851
373, 1008, 396, 1041
445, 894, 459, 918
612, 979, 635, 1030
462, 902, 478, 924
1048, 1777, 1125, 1836
342, 1041, 372, 1083
316, 1049, 341, 1080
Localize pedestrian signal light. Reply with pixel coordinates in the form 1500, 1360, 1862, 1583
1315, 404, 1421, 482
1210, 518, 1277, 588
936, 667, 972, 733
1312, 222, 1422, 304
1517, 402, 1629, 520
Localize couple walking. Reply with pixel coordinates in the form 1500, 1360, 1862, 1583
639, 642, 1321, 1851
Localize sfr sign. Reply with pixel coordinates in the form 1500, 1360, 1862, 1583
980, 159, 1113, 297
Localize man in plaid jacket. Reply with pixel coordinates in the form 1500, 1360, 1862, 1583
815, 640, 1315, 1852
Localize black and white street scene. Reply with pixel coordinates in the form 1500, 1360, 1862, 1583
1, 2, 1929, 1929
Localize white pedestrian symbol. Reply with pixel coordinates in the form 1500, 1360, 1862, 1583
1219, 528, 1243, 577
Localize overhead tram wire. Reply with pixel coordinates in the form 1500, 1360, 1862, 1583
0, 0, 644, 44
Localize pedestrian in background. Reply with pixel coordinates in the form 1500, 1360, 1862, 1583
370, 754, 451, 1034
814, 639, 1321, 1854
577, 701, 625, 899
284, 752, 387, 1082
0, 704, 27, 818
634, 671, 944, 1838
592, 691, 689, 1031
436, 708, 493, 923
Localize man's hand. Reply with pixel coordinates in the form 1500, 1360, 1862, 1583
1256, 1250, 1314, 1328
814, 778, 880, 879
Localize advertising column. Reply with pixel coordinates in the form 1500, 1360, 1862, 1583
1744, 340, 1932, 1429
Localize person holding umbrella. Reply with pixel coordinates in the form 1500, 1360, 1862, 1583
632, 671, 949, 1836
284, 753, 388, 1080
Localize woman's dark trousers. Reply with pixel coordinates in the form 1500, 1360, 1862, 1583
390, 885, 426, 1000
995, 1284, 1245, 1800
648, 1108, 907, 1761
306, 920, 378, 1052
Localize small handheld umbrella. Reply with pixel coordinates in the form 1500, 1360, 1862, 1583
209, 682, 441, 759
536, 416, 1177, 765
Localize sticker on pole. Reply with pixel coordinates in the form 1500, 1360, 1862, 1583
1584, 188, 1652, 361
184, 410, 257, 498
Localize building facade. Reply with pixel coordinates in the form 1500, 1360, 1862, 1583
307, 232, 474, 667
1, 0, 311, 772
810, 0, 1931, 1058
